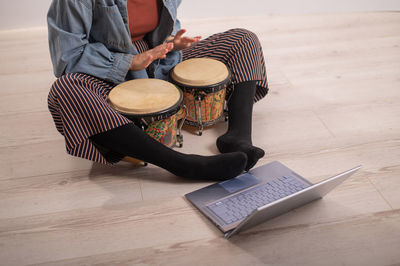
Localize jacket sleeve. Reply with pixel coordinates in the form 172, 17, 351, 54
172, 18, 182, 36
47, 0, 133, 84
171, 0, 182, 35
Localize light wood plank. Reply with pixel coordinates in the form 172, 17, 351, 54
17, 210, 400, 266
0, 170, 143, 220
368, 165, 400, 209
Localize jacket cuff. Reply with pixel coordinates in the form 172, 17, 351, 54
108, 52, 133, 84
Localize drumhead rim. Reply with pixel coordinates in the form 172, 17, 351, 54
170, 58, 232, 89
170, 70, 232, 92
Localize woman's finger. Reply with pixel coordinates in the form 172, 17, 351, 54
181, 36, 202, 43
157, 43, 173, 52
175, 29, 186, 39
165, 42, 174, 51
149, 46, 171, 59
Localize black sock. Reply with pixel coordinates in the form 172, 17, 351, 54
217, 80, 265, 170
90, 123, 247, 180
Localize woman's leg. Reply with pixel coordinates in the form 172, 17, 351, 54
90, 123, 248, 180
217, 80, 264, 171
182, 28, 269, 170
48, 73, 131, 164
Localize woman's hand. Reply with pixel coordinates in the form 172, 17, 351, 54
169, 29, 201, 51
129, 42, 174, 71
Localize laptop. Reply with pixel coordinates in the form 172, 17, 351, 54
185, 161, 361, 238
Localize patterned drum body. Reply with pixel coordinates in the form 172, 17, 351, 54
108, 79, 184, 147
138, 111, 179, 148
170, 58, 231, 133
181, 85, 226, 126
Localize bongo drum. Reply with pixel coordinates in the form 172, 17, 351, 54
108, 79, 186, 148
170, 58, 231, 136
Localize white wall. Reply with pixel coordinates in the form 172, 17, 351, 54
0, 0, 50, 30
1, 0, 399, 31
179, 0, 400, 19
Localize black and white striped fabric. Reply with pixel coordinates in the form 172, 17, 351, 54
48, 28, 269, 164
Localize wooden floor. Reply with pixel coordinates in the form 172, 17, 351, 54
1, 12, 400, 266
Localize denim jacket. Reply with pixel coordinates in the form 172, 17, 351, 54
47, 0, 182, 84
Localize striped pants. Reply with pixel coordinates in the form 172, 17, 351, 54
48, 28, 269, 164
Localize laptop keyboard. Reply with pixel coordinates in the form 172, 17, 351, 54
207, 175, 310, 225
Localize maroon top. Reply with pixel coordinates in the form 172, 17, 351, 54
127, 0, 160, 42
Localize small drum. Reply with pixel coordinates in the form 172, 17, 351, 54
108, 79, 186, 147
170, 58, 231, 135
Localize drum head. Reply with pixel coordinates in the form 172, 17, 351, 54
170, 58, 229, 86
108, 79, 181, 115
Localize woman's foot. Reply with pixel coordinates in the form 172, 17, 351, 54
170, 151, 248, 180
217, 133, 264, 171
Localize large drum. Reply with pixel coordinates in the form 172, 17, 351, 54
170, 58, 231, 135
108, 79, 186, 148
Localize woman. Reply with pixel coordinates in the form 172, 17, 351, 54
47, 0, 268, 180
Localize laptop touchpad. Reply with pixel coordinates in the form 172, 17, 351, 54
219, 173, 260, 193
